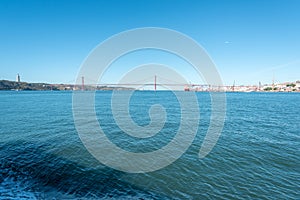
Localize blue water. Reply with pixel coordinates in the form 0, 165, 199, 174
0, 91, 299, 199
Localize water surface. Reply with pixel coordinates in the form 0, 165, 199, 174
0, 91, 299, 199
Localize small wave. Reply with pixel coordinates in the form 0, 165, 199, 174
0, 177, 37, 200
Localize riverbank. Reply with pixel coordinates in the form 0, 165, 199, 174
0, 80, 134, 91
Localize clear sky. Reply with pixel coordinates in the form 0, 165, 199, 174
0, 0, 299, 85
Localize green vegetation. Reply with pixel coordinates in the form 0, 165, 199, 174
0, 80, 134, 91
0, 80, 56, 90
286, 83, 296, 87
264, 87, 273, 91
264, 87, 279, 91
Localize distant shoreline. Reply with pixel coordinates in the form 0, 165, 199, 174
1, 79, 299, 92
2, 90, 300, 93
0, 80, 134, 91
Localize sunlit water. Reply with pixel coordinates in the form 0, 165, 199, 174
0, 91, 299, 199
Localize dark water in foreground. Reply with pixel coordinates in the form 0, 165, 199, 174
0, 91, 299, 199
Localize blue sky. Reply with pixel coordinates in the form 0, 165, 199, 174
0, 0, 299, 85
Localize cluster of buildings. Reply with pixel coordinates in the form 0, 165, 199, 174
184, 81, 300, 92
263, 81, 300, 92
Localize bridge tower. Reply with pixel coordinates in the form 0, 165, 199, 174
81, 76, 85, 90
154, 75, 156, 91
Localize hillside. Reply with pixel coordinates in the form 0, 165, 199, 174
0, 80, 56, 90
0, 80, 134, 91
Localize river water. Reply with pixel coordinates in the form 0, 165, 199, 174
0, 91, 299, 199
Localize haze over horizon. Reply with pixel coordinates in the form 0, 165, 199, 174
1, 0, 299, 86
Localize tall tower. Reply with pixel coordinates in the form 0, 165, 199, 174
16, 74, 20, 83
272, 71, 275, 90
154, 75, 156, 91
81, 76, 85, 90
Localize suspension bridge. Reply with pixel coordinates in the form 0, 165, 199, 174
57, 75, 257, 92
